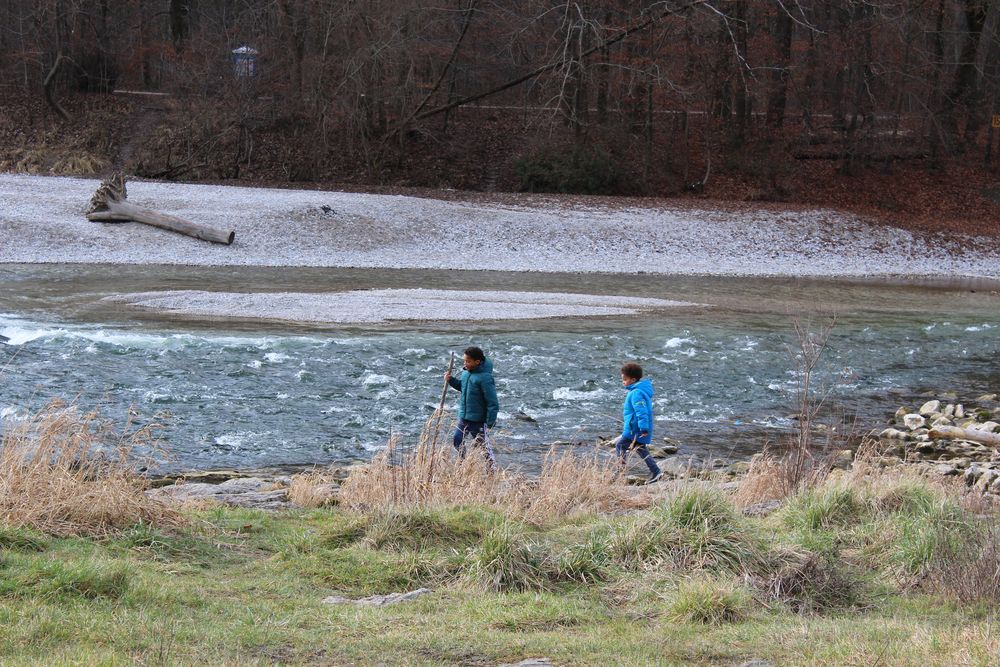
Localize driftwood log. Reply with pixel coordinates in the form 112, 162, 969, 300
86, 174, 235, 245
928, 425, 1000, 447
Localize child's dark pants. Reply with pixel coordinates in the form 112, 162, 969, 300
453, 419, 496, 466
616, 436, 661, 476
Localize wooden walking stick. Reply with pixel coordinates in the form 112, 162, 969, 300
425, 352, 455, 493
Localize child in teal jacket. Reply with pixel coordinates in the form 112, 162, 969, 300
445, 345, 499, 466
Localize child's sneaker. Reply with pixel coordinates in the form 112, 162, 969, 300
647, 471, 664, 484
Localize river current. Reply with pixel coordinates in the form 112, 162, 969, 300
1, 265, 997, 473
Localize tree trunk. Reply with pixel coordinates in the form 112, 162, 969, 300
43, 53, 70, 121
731, 0, 750, 144
766, 6, 793, 129
169, 0, 188, 52
929, 425, 1000, 447
87, 201, 235, 245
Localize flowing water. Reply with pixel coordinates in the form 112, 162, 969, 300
1, 264, 998, 473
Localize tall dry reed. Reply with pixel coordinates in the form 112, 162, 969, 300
334, 409, 635, 523
0, 400, 180, 536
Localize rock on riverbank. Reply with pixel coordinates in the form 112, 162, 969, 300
870, 394, 1000, 495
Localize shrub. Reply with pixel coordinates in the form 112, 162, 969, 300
756, 546, 867, 613
607, 495, 762, 575
461, 522, 545, 593
360, 507, 493, 551
781, 485, 864, 531
667, 576, 753, 625
550, 532, 612, 584
924, 523, 1000, 610
514, 145, 626, 195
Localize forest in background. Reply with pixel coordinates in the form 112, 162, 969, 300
1, 1, 999, 235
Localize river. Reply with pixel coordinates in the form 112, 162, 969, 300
1, 264, 997, 473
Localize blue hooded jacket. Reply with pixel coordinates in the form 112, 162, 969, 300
621, 377, 654, 444
448, 358, 500, 427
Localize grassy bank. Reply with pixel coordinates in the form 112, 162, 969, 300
1, 405, 997, 665
2, 480, 997, 666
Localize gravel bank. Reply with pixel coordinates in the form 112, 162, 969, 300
3, 173, 1000, 279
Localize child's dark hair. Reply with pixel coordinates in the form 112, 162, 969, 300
464, 346, 486, 362
620, 362, 643, 379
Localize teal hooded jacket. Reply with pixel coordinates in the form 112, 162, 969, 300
448, 358, 500, 427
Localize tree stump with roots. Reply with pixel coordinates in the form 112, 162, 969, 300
86, 173, 235, 245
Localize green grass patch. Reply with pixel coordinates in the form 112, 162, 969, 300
0, 553, 131, 601
0, 526, 48, 552
0, 485, 996, 665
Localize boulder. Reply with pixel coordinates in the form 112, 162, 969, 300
659, 456, 698, 478
145, 476, 293, 510
831, 450, 854, 469
976, 468, 1000, 490
881, 443, 906, 458
660, 439, 680, 455
919, 400, 941, 416
742, 500, 782, 517
976, 421, 999, 433
903, 414, 926, 430
322, 588, 432, 606
964, 466, 983, 486
880, 428, 911, 441
728, 461, 751, 475
934, 464, 960, 477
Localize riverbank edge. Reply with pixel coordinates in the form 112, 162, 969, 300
145, 392, 1000, 512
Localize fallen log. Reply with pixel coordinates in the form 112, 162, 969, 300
86, 173, 235, 245
928, 425, 1000, 447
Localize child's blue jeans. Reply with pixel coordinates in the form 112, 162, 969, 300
616, 436, 661, 476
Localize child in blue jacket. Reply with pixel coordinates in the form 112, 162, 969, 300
617, 362, 663, 483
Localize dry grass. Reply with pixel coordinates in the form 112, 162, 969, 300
0, 400, 181, 536
334, 409, 633, 523
5, 148, 108, 175
288, 470, 340, 508
732, 448, 831, 509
